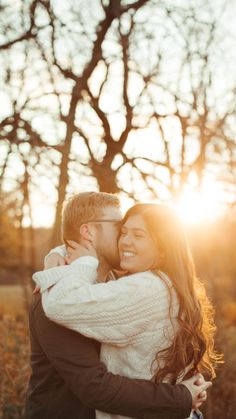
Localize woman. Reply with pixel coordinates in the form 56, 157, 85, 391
33, 204, 220, 419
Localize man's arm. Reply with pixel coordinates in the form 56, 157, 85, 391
31, 295, 192, 419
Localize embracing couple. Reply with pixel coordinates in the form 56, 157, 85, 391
25, 191, 219, 419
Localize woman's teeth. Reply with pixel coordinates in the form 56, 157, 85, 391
122, 251, 136, 257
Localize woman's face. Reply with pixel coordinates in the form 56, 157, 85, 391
118, 214, 159, 273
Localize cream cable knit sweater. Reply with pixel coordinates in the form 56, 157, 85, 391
33, 257, 192, 419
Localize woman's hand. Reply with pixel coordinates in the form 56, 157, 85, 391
44, 253, 66, 270
33, 253, 66, 294
65, 240, 98, 264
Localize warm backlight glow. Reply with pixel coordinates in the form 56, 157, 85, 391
28, 182, 225, 228
175, 186, 224, 224
31, 205, 55, 228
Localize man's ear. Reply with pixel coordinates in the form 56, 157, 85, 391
79, 224, 93, 242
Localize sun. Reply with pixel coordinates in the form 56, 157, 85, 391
175, 184, 224, 225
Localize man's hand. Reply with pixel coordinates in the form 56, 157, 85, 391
44, 253, 66, 270
66, 240, 98, 264
181, 373, 212, 409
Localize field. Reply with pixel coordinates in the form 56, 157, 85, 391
0, 286, 31, 419
0, 286, 28, 318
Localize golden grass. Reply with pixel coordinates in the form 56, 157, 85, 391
0, 316, 30, 418
0, 286, 31, 417
0, 285, 27, 318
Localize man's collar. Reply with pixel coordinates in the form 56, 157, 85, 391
105, 269, 128, 282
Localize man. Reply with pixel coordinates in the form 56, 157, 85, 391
25, 192, 210, 419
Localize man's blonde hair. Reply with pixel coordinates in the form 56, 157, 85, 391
61, 191, 120, 244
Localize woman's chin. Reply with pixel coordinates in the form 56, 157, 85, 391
120, 260, 127, 270
120, 260, 136, 273
120, 259, 132, 271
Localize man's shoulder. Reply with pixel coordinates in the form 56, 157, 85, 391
29, 293, 50, 327
30, 293, 70, 330
29, 293, 42, 314
29, 293, 101, 353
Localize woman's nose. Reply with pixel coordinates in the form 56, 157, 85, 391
120, 233, 132, 246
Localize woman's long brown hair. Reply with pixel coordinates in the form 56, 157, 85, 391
122, 203, 222, 384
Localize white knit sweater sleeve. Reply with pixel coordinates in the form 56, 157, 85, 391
33, 256, 98, 292
44, 245, 67, 266
33, 262, 174, 347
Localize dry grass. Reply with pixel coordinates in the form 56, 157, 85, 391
0, 286, 30, 319
0, 316, 30, 418
0, 286, 31, 418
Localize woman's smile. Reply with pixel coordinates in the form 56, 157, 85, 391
121, 251, 137, 258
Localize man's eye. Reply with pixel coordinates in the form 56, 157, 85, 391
135, 234, 144, 238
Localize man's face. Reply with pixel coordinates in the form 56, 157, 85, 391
92, 206, 122, 269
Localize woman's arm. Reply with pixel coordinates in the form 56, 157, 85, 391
44, 245, 67, 269
34, 256, 98, 291
33, 260, 177, 346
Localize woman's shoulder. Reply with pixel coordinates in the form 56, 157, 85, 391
119, 270, 171, 290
